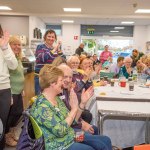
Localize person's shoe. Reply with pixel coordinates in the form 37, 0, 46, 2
10, 127, 19, 141
5, 133, 17, 147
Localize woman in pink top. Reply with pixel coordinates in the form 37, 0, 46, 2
100, 45, 112, 64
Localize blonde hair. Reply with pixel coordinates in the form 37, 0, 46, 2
140, 55, 147, 64
39, 64, 64, 91
67, 55, 80, 66
52, 56, 66, 67
9, 36, 22, 59
145, 55, 150, 65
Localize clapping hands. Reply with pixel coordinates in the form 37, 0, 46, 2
69, 88, 78, 111
81, 120, 94, 134
81, 86, 94, 105
0, 31, 9, 49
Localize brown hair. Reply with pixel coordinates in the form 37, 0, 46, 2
39, 64, 64, 90
132, 49, 138, 53
43, 29, 57, 41
117, 56, 124, 63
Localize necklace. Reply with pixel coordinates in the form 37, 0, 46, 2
42, 93, 58, 106
45, 42, 53, 49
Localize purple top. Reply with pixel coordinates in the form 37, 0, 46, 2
35, 44, 63, 73
73, 71, 93, 103
59, 89, 82, 129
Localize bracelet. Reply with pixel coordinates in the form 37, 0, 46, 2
78, 104, 85, 111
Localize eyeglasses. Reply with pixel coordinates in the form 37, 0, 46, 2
71, 62, 79, 65
64, 76, 72, 79
125, 62, 132, 64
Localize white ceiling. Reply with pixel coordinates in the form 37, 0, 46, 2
1, 0, 150, 25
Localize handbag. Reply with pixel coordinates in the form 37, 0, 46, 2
16, 110, 45, 150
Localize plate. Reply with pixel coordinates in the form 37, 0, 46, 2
120, 91, 135, 95
139, 85, 149, 88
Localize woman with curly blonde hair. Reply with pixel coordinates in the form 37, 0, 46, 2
5, 36, 25, 147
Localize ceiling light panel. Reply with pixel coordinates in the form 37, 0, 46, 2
63, 8, 81, 12
62, 20, 74, 23
121, 22, 134, 24
135, 9, 150, 13
0, 6, 12, 10
114, 27, 125, 29
110, 30, 119, 32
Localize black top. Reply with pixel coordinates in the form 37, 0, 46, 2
75, 47, 84, 56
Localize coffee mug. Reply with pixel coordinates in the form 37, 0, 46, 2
119, 81, 126, 87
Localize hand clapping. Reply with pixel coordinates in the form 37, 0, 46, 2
69, 88, 78, 110
0, 31, 9, 49
81, 86, 94, 105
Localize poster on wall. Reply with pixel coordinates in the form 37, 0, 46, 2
63, 45, 73, 58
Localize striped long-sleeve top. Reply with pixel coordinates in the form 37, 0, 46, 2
35, 44, 63, 73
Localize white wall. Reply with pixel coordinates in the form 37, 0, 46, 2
60, 24, 150, 55
1, 15, 150, 54
133, 26, 148, 52
147, 25, 150, 41
62, 24, 80, 56
29, 16, 46, 45
0, 15, 29, 43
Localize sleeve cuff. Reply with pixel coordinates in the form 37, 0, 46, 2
1, 45, 8, 51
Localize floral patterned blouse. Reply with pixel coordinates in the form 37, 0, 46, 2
30, 94, 75, 150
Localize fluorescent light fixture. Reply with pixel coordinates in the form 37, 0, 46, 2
0, 6, 12, 10
62, 20, 74, 23
110, 30, 119, 33
121, 21, 134, 24
63, 8, 81, 12
114, 27, 125, 29
135, 9, 150, 13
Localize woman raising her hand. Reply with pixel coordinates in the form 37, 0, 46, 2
34, 29, 64, 95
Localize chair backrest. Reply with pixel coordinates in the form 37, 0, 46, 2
134, 144, 150, 150
29, 115, 42, 139
100, 71, 114, 79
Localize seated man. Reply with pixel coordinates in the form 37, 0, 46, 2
92, 54, 100, 66
119, 57, 133, 79
110, 56, 124, 78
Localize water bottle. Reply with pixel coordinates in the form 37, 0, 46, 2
119, 67, 126, 85
119, 67, 124, 79
132, 68, 138, 82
